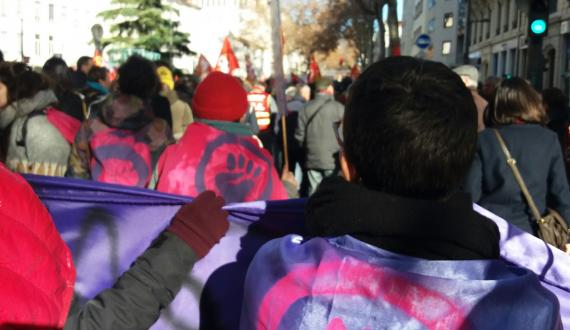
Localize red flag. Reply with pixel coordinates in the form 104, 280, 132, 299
308, 55, 321, 84
194, 55, 213, 80
215, 37, 240, 74
350, 65, 361, 80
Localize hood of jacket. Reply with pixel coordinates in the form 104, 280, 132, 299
306, 176, 501, 260
99, 93, 155, 130
0, 90, 58, 130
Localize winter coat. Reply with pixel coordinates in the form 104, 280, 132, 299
0, 163, 76, 328
463, 124, 570, 235
0, 90, 72, 176
152, 121, 288, 203
240, 177, 561, 329
295, 94, 344, 170
162, 88, 193, 140
68, 93, 174, 187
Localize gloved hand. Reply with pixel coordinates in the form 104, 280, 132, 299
168, 191, 229, 258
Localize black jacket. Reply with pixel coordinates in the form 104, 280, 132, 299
463, 124, 570, 235
295, 94, 344, 170
64, 232, 198, 329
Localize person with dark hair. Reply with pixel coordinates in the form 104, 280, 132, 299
42, 57, 85, 121
72, 56, 93, 89
0, 50, 4, 63
295, 77, 344, 196
80, 66, 111, 111
241, 57, 561, 329
0, 62, 78, 176
464, 78, 570, 238
68, 55, 174, 187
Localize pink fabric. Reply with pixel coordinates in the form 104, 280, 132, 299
46, 107, 82, 144
156, 122, 288, 203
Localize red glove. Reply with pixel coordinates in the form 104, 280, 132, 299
168, 191, 229, 258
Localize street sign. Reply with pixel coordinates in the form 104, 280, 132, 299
416, 34, 431, 49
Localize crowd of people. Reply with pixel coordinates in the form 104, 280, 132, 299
0, 48, 569, 328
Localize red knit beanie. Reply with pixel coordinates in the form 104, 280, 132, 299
192, 72, 249, 122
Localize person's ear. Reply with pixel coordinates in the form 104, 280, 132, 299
340, 151, 359, 183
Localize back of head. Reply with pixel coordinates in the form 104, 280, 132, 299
487, 77, 547, 126
42, 57, 73, 92
192, 72, 248, 122
0, 62, 50, 105
118, 55, 159, 100
344, 56, 478, 200
315, 77, 333, 92
87, 66, 109, 83
77, 56, 92, 71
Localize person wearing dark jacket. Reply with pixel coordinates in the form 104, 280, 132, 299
295, 78, 344, 196
80, 66, 111, 112
464, 78, 570, 238
72, 56, 93, 90
240, 57, 561, 329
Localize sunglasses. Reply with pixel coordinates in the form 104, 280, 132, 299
333, 120, 344, 149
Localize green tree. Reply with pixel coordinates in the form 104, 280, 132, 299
98, 0, 191, 62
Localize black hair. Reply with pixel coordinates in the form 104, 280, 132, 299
0, 50, 4, 63
118, 55, 159, 99
42, 57, 73, 93
87, 66, 109, 83
0, 62, 50, 104
344, 56, 478, 200
77, 56, 93, 70
543, 87, 569, 122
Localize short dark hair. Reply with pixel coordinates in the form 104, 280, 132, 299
118, 55, 159, 99
0, 62, 50, 105
0, 50, 4, 63
487, 77, 547, 126
77, 56, 93, 70
87, 66, 109, 83
542, 87, 568, 122
42, 56, 73, 92
344, 57, 478, 200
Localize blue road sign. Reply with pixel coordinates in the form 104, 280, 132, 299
416, 34, 432, 49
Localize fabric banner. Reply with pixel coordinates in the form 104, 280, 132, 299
25, 175, 570, 329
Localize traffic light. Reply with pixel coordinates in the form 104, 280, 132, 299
528, 0, 549, 37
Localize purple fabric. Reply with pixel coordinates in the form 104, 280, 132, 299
25, 175, 570, 329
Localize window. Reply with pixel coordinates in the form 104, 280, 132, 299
428, 18, 435, 32
34, 1, 40, 23
428, 0, 436, 9
49, 4, 54, 21
48, 36, 53, 55
35, 34, 41, 56
414, 0, 423, 19
486, 8, 491, 39
496, 2, 502, 35
442, 41, 451, 55
478, 21, 483, 42
444, 13, 454, 28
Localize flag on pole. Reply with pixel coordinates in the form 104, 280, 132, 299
308, 54, 321, 84
215, 37, 240, 74
194, 55, 213, 81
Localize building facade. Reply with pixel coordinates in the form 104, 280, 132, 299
467, 0, 570, 93
402, 0, 468, 67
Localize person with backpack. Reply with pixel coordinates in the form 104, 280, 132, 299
0, 62, 78, 176
67, 55, 174, 187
